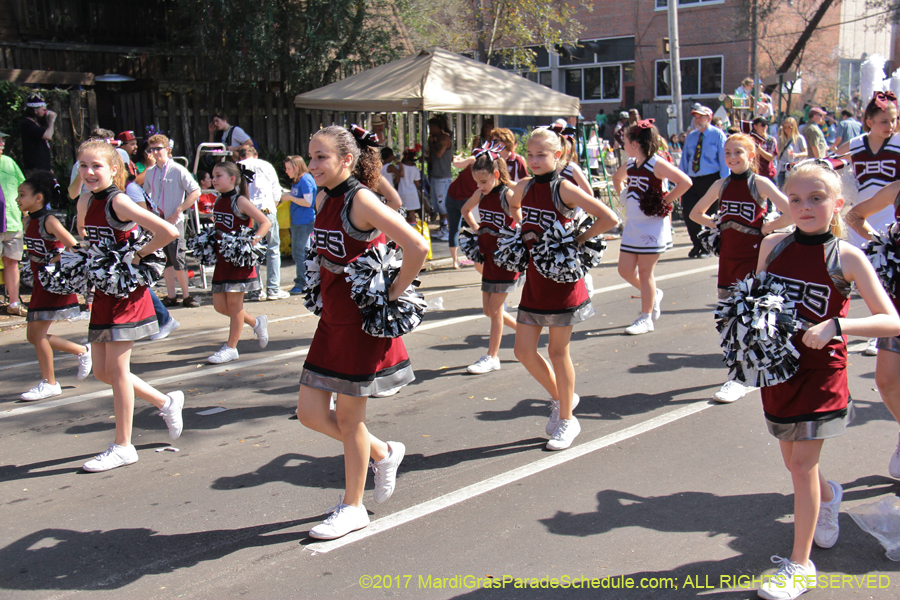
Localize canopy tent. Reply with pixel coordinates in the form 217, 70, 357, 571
293, 47, 580, 116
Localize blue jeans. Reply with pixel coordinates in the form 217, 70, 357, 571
149, 289, 169, 326
446, 195, 465, 248
291, 222, 315, 287
253, 213, 281, 293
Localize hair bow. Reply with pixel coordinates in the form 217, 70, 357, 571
635, 118, 655, 129
785, 156, 848, 173
238, 163, 256, 183
873, 91, 898, 111
473, 141, 503, 161
52, 178, 63, 201
349, 124, 381, 148
540, 123, 577, 138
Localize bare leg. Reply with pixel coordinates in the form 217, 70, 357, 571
93, 341, 137, 446
450, 247, 460, 269
876, 351, 900, 424
483, 292, 511, 357
547, 325, 575, 419
514, 322, 559, 402
617, 251, 640, 290
779, 439, 829, 567
636, 253, 661, 314
27, 321, 56, 384
3, 256, 20, 304
163, 266, 177, 299
176, 269, 191, 300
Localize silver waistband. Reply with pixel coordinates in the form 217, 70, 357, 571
300, 362, 415, 397
27, 305, 81, 322
516, 300, 594, 327
877, 336, 900, 354
766, 402, 854, 441
720, 220, 763, 237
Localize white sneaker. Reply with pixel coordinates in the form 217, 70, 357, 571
150, 316, 180, 340
161, 391, 184, 440
546, 417, 581, 451
713, 380, 751, 403
267, 289, 291, 300
309, 497, 370, 540
547, 393, 580, 436
372, 441, 405, 504
370, 386, 402, 398
814, 480, 842, 549
82, 443, 139, 472
467, 355, 501, 374
758, 556, 816, 600
208, 345, 239, 364
652, 289, 664, 320
889, 432, 900, 479
253, 315, 269, 349
584, 273, 595, 298
625, 314, 654, 335
864, 337, 879, 356
20, 379, 62, 401
76, 344, 92, 381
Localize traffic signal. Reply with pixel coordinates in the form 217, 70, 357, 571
656, 37, 670, 54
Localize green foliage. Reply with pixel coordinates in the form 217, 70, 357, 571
167, 0, 406, 93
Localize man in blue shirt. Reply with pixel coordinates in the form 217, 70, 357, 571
678, 105, 729, 257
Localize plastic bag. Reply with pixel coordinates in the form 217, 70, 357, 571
847, 494, 900, 561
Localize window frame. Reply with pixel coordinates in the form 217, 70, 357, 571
654, 0, 725, 10
564, 61, 625, 103
654, 55, 724, 100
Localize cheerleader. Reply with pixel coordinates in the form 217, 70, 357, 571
839, 91, 900, 356
207, 161, 271, 364
845, 179, 900, 478
751, 160, 899, 600
690, 133, 791, 403
611, 119, 692, 335
557, 130, 592, 195
460, 146, 518, 374
75, 140, 183, 472
17, 171, 92, 401
510, 127, 619, 450
297, 126, 428, 540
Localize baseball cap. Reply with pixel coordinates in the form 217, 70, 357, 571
809, 107, 826, 117
0, 130, 9, 138
116, 130, 138, 142
691, 105, 713, 117
619, 111, 629, 120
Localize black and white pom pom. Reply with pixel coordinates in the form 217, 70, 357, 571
531, 220, 584, 283
54, 249, 89, 294
698, 214, 722, 256
18, 261, 34, 289
219, 226, 266, 268
86, 232, 164, 298
303, 246, 323, 316
864, 222, 900, 297
573, 213, 607, 275
37, 254, 85, 296
457, 226, 484, 264
492, 225, 529, 273
714, 272, 802, 387
344, 242, 427, 338
187, 224, 218, 267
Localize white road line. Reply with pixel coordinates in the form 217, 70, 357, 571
2, 263, 719, 419
306, 401, 714, 553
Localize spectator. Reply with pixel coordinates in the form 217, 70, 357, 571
734, 77, 754, 98
282, 155, 316, 296
775, 116, 807, 188
236, 146, 289, 300
21, 93, 56, 172
831, 109, 862, 151
196, 171, 216, 213
371, 114, 387, 143
823, 113, 838, 147
132, 139, 155, 186
472, 118, 494, 149
595, 109, 607, 129
750, 117, 777, 180
628, 109, 640, 126
802, 107, 828, 159
381, 147, 401, 188
613, 111, 630, 167
678, 105, 729, 258
142, 133, 201, 307
427, 115, 453, 240
116, 131, 139, 177
396, 147, 422, 225
208, 112, 253, 152
0, 130, 26, 315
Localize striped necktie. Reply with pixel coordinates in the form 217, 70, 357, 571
691, 132, 703, 174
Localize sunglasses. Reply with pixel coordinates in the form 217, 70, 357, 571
149, 147, 166, 152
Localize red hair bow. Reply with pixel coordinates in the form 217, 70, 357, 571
873, 91, 898, 111
636, 118, 656, 129
348, 124, 381, 148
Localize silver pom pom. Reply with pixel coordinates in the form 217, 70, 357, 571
573, 213, 607, 275
458, 226, 484, 264
18, 261, 34, 288
864, 222, 900, 297
187, 224, 218, 266
492, 225, 528, 273
531, 220, 583, 283
714, 272, 802, 387
344, 242, 427, 338
219, 226, 266, 268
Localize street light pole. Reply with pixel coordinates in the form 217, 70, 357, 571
668, 0, 683, 133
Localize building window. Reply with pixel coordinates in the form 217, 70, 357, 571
655, 56, 722, 98
838, 59, 863, 106
566, 64, 622, 101
655, 0, 725, 9
521, 70, 552, 88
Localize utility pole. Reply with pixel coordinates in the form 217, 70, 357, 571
667, 0, 683, 133
751, 0, 759, 110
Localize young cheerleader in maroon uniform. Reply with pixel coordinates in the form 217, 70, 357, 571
460, 146, 518, 375
752, 160, 899, 600
75, 140, 184, 472
207, 161, 271, 364
846, 175, 900, 478
612, 119, 692, 336
297, 126, 428, 540
18, 170, 92, 401
510, 127, 619, 450
690, 133, 791, 403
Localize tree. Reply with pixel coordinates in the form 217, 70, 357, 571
166, 0, 407, 93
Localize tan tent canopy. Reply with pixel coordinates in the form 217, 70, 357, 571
293, 47, 580, 116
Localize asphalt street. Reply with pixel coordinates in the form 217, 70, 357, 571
1, 224, 899, 600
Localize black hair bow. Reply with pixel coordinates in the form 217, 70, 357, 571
539, 123, 577, 138
472, 141, 504, 161
349, 124, 381, 148
238, 163, 256, 183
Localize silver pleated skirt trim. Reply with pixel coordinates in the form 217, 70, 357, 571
88, 319, 159, 343
481, 279, 519, 294
877, 336, 900, 354
766, 402, 855, 441
211, 280, 261, 294
26, 305, 81, 322
300, 362, 415, 398
516, 300, 594, 327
